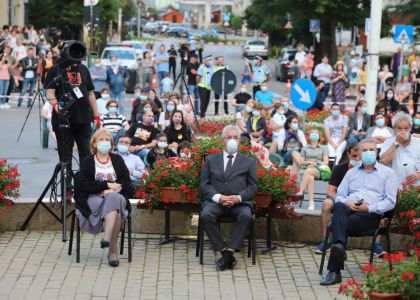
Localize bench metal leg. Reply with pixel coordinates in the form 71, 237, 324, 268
128, 215, 132, 263
68, 211, 75, 255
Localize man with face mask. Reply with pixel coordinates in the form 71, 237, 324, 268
251, 56, 271, 97
232, 84, 252, 113
197, 55, 214, 118
116, 135, 148, 185
320, 139, 398, 286
200, 125, 258, 271
89, 57, 107, 91
127, 110, 160, 161
213, 56, 230, 115
106, 55, 128, 115
380, 113, 420, 186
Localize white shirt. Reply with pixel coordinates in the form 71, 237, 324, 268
313, 63, 333, 83
380, 136, 420, 187
372, 126, 393, 149
211, 151, 241, 204
295, 51, 306, 66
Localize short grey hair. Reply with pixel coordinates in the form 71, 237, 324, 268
392, 112, 412, 128
359, 138, 377, 151
221, 125, 241, 139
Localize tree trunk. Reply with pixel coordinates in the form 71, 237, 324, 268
320, 19, 338, 64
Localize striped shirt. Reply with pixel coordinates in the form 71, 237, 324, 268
101, 113, 128, 132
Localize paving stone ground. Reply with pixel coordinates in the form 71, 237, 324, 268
0, 231, 373, 300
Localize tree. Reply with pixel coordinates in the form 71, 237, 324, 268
245, 0, 370, 62
230, 15, 243, 31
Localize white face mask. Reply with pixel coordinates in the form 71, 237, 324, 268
240, 88, 247, 93
226, 139, 238, 154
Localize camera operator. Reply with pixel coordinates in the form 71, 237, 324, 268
178, 42, 189, 75
167, 45, 177, 79
44, 41, 100, 185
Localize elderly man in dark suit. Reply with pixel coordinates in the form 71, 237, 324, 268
200, 125, 258, 270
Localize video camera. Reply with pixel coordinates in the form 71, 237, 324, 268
58, 40, 86, 66
178, 42, 189, 59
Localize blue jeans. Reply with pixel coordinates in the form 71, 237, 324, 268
19, 77, 36, 106
0, 79, 10, 105
188, 84, 200, 113
320, 82, 331, 102
157, 71, 166, 89
135, 148, 150, 161
110, 91, 126, 115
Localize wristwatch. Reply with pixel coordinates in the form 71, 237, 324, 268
393, 142, 399, 147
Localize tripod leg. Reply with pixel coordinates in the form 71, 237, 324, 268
61, 163, 67, 242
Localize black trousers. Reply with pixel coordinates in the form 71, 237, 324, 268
169, 61, 176, 79
327, 202, 380, 272
198, 49, 203, 64
214, 93, 228, 114
52, 118, 92, 179
201, 202, 253, 252
252, 85, 261, 98
198, 86, 211, 118
6, 77, 14, 103
413, 87, 418, 114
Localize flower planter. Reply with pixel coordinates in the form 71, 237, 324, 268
367, 292, 401, 300
160, 187, 200, 204
253, 192, 273, 208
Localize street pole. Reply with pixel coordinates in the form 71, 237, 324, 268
90, 2, 93, 51
137, 1, 141, 38
398, 42, 404, 82
366, 0, 383, 114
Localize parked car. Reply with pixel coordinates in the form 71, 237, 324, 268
100, 46, 140, 93
165, 27, 189, 39
121, 40, 143, 59
155, 21, 171, 34
242, 40, 268, 59
143, 22, 158, 34
274, 47, 298, 82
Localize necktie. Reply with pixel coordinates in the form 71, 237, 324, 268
225, 155, 233, 177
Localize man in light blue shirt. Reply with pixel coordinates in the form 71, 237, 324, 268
251, 56, 271, 97
89, 57, 107, 91
313, 55, 333, 102
320, 139, 398, 286
155, 44, 169, 89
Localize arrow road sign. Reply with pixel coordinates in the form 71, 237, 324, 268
290, 79, 316, 110
393, 25, 414, 44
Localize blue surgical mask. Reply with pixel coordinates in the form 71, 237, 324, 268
158, 141, 168, 148
94, 63, 101, 68
282, 102, 289, 110
414, 118, 420, 126
252, 110, 260, 117
135, 92, 141, 98
332, 110, 340, 117
111, 61, 118, 67
144, 108, 152, 112
167, 104, 175, 112
361, 107, 368, 114
361, 151, 377, 165
140, 95, 148, 101
375, 118, 385, 127
97, 141, 111, 154
349, 159, 361, 168
108, 107, 118, 114
291, 123, 299, 131
309, 132, 319, 142
117, 144, 129, 153
261, 86, 268, 92
278, 110, 285, 115
245, 105, 253, 113
240, 88, 247, 93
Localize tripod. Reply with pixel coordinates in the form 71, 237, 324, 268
20, 90, 77, 242
173, 61, 200, 131
17, 77, 45, 145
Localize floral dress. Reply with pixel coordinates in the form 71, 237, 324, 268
332, 71, 347, 103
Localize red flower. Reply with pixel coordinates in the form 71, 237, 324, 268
361, 263, 378, 273
161, 171, 169, 177
401, 272, 414, 281
179, 184, 187, 191
413, 232, 420, 240
149, 182, 157, 189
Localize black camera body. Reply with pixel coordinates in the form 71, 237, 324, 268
58, 40, 86, 66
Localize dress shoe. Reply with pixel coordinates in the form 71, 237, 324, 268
320, 271, 342, 286
100, 239, 110, 249
216, 257, 228, 271
228, 255, 237, 269
108, 255, 119, 267
330, 243, 346, 265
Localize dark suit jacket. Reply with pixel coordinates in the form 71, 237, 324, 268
349, 112, 371, 133
74, 153, 133, 218
200, 153, 258, 209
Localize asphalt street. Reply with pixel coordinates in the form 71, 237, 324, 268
0, 44, 326, 206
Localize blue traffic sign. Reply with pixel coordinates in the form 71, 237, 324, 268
309, 19, 320, 33
290, 79, 316, 110
211, 28, 218, 35
393, 25, 414, 44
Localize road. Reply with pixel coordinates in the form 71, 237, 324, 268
0, 44, 325, 205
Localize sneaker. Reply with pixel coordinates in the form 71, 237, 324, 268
308, 203, 315, 210
0, 104, 4, 109
4, 103, 10, 109
373, 242, 385, 258
315, 238, 331, 254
